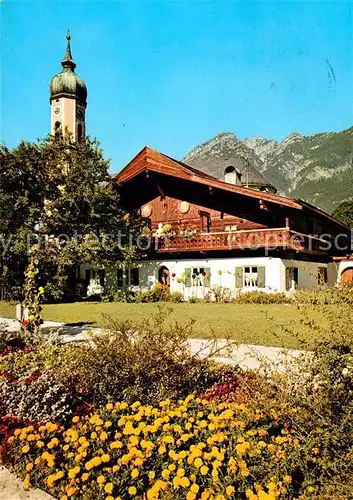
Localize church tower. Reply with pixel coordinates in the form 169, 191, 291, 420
50, 32, 87, 141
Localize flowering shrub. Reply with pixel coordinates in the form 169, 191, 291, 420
135, 284, 171, 303
0, 371, 81, 424
0, 312, 221, 411
7, 395, 307, 500
202, 372, 274, 405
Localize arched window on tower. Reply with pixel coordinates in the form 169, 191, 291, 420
54, 121, 61, 138
77, 123, 83, 143
224, 166, 242, 185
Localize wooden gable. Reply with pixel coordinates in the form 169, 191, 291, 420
115, 146, 351, 256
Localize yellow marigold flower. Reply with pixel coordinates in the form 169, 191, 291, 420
22, 445, 30, 453
25, 463, 33, 472
100, 431, 108, 441
176, 468, 185, 478
101, 454, 110, 463
27, 433, 36, 442
128, 486, 137, 495
112, 465, 120, 473
168, 463, 176, 472
191, 483, 199, 493
105, 497, 114, 500
110, 440, 123, 450
179, 477, 190, 488
200, 465, 208, 475
66, 487, 78, 497
97, 475, 106, 485
148, 471, 156, 481
72, 416, 80, 423
173, 477, 181, 489
104, 483, 113, 494
226, 485, 235, 496
129, 435, 139, 446
134, 457, 144, 467
131, 468, 139, 479
194, 457, 203, 468
161, 469, 170, 479
186, 493, 197, 500
283, 475, 292, 484
92, 456, 102, 467
158, 445, 166, 455
106, 402, 114, 410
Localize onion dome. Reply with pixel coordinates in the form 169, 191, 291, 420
50, 31, 87, 104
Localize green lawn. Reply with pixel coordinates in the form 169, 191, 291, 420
0, 300, 327, 348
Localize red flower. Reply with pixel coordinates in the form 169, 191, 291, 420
172, 273, 176, 278
22, 320, 29, 326
202, 272, 207, 277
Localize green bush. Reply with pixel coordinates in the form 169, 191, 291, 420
102, 289, 137, 303
188, 296, 205, 303
204, 286, 233, 303
235, 291, 289, 304
0, 311, 221, 413
135, 284, 170, 303
168, 291, 184, 303
294, 285, 353, 305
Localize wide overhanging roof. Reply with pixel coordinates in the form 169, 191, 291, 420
115, 146, 350, 231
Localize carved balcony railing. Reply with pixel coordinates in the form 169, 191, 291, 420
155, 228, 328, 254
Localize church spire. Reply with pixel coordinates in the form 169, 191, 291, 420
61, 31, 76, 71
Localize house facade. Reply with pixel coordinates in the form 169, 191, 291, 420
79, 146, 351, 299
49, 34, 352, 299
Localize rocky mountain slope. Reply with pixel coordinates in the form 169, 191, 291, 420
183, 127, 353, 213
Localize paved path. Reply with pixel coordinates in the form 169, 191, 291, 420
0, 467, 53, 500
0, 317, 303, 371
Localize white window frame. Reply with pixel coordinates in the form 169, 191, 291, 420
243, 266, 259, 288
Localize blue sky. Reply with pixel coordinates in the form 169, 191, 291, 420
1, 0, 352, 173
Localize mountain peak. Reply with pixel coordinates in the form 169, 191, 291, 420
182, 128, 353, 213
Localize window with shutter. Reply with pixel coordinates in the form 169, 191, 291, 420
285, 267, 292, 290
185, 268, 192, 287
235, 267, 243, 288
203, 267, 211, 287
257, 266, 266, 288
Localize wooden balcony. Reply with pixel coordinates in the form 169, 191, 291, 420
155, 228, 326, 254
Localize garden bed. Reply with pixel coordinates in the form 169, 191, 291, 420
0, 298, 352, 499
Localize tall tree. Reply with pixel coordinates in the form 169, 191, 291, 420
0, 133, 146, 303
332, 200, 353, 229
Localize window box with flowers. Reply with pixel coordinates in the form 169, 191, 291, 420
153, 223, 176, 239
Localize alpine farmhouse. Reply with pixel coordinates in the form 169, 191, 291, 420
50, 34, 353, 299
